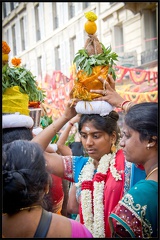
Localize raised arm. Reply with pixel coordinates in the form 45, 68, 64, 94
57, 114, 81, 156
32, 100, 77, 150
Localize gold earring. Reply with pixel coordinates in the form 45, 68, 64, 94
111, 143, 116, 153
45, 190, 49, 195
147, 144, 150, 150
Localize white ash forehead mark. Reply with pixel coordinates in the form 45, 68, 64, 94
85, 126, 90, 131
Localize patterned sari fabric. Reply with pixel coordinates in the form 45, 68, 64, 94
109, 180, 158, 238
62, 150, 146, 237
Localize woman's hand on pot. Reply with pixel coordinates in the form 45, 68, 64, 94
90, 74, 124, 108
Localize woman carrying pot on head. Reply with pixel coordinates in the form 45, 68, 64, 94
32, 79, 145, 237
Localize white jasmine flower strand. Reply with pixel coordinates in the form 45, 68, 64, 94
81, 189, 93, 233
76, 150, 122, 237
93, 181, 105, 237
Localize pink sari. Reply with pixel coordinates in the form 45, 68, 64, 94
70, 219, 93, 238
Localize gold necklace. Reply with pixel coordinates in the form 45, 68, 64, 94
146, 167, 158, 180
3, 205, 41, 216
19, 205, 41, 211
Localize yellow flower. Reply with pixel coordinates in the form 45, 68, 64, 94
11, 57, 21, 67
2, 53, 9, 62
2, 41, 11, 54
84, 11, 97, 22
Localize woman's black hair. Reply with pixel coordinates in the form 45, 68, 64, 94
2, 127, 33, 145
2, 140, 50, 215
78, 111, 120, 144
125, 102, 158, 142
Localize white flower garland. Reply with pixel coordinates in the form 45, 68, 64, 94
75, 151, 122, 237
81, 189, 93, 233
93, 181, 105, 237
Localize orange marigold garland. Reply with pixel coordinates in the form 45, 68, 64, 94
2, 41, 11, 54
11, 57, 21, 67
2, 41, 11, 65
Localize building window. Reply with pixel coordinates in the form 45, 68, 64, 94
52, 2, 59, 29
10, 2, 14, 11
13, 2, 19, 8
2, 3, 7, 18
35, 4, 41, 41
82, 2, 90, 9
20, 17, 26, 51
6, 29, 9, 44
143, 9, 157, 50
55, 46, 60, 70
37, 56, 42, 76
114, 24, 124, 53
2, 2, 19, 19
68, 2, 75, 19
141, 8, 158, 65
6, 2, 11, 16
12, 24, 16, 55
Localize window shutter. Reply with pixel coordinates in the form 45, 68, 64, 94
75, 2, 82, 15
42, 51, 46, 79
57, 3, 63, 26
31, 6, 36, 44
39, 3, 45, 38
63, 2, 68, 22
6, 2, 11, 16
48, 2, 53, 32
16, 20, 21, 54
23, 15, 28, 49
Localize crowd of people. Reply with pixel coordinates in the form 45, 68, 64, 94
2, 74, 158, 238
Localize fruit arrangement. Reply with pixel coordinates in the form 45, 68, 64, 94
70, 11, 118, 101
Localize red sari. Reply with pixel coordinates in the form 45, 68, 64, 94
50, 174, 64, 214
63, 149, 126, 237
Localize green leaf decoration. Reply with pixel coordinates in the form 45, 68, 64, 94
73, 44, 118, 80
40, 115, 53, 128
2, 64, 46, 102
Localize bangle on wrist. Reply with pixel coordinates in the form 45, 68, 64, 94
120, 100, 130, 110
123, 101, 134, 112
69, 122, 74, 126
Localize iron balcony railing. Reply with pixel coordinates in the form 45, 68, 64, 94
141, 48, 158, 65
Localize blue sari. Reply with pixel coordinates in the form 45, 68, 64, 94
109, 180, 158, 238
130, 163, 146, 188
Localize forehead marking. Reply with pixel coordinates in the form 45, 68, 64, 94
85, 126, 90, 131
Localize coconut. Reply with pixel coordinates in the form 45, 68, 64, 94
84, 35, 103, 56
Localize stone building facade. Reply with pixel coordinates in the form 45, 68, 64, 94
2, 2, 158, 82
